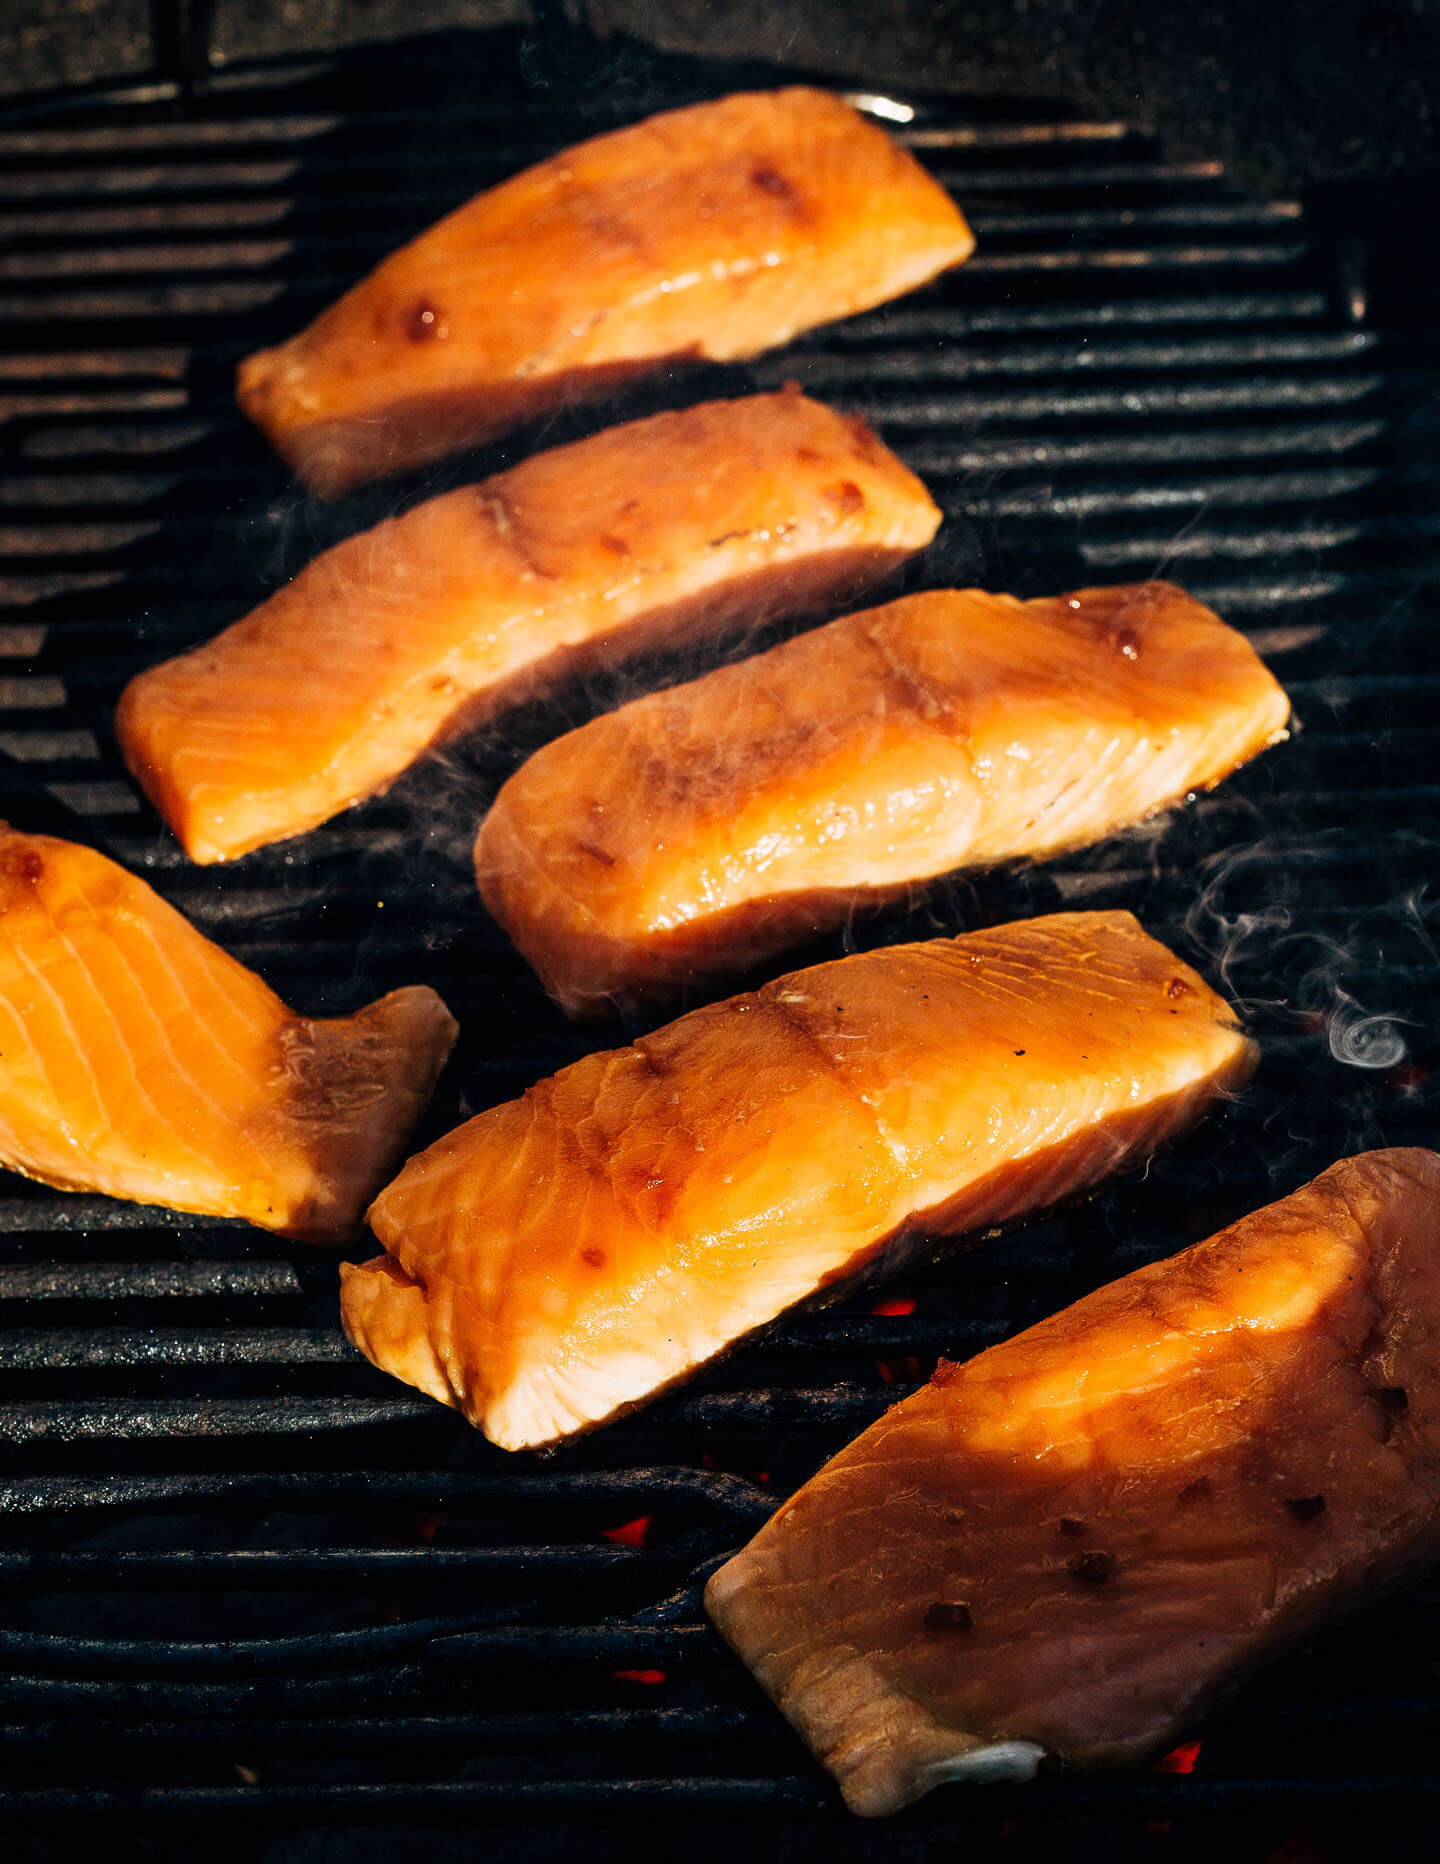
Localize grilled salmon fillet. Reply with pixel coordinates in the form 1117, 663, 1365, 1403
115, 391, 938, 865
0, 828, 456, 1243
476, 581, 1290, 1018
705, 1149, 1440, 1817
235, 87, 974, 497
340, 911, 1254, 1451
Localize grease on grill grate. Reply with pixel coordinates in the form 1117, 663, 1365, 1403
0, 26, 1438, 1832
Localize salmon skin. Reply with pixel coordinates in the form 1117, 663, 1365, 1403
705, 1149, 1440, 1817
0, 828, 457, 1243
340, 910, 1255, 1451
476, 581, 1290, 1019
235, 88, 974, 498
115, 392, 938, 866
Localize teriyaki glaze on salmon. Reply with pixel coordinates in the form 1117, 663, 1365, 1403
0, 828, 457, 1243
340, 911, 1255, 1451
476, 581, 1290, 1018
236, 88, 975, 497
116, 391, 939, 865
706, 1149, 1440, 1817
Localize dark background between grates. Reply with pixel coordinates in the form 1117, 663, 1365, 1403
0, 17, 1439, 1862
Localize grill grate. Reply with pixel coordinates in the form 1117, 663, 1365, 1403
1, 24, 1438, 1841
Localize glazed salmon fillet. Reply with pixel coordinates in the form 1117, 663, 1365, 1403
340, 911, 1254, 1451
115, 392, 938, 865
0, 828, 456, 1243
476, 581, 1290, 1018
705, 1149, 1440, 1817
118, 393, 936, 866
236, 88, 974, 497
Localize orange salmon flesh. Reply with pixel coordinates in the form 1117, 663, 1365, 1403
340, 910, 1255, 1451
236, 87, 975, 497
0, 828, 457, 1243
476, 580, 1290, 1018
115, 392, 939, 865
705, 1149, 1440, 1816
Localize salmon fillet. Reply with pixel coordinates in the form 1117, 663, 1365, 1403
0, 828, 457, 1243
705, 1149, 1440, 1817
116, 392, 938, 866
235, 87, 974, 498
340, 911, 1255, 1451
476, 581, 1290, 1018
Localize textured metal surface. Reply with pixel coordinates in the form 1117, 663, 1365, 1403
0, 25, 1437, 1839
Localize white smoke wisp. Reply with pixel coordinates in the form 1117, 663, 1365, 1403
1326, 1006, 1409, 1071
1181, 836, 1296, 1006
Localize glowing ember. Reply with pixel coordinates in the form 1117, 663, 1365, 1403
612, 1668, 667, 1686
876, 1355, 922, 1383
1153, 1740, 1203, 1775
410, 1510, 447, 1544
869, 1294, 916, 1316
1144, 1738, 1204, 1832
600, 1515, 654, 1549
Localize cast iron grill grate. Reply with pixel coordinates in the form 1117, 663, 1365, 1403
0, 24, 1437, 1838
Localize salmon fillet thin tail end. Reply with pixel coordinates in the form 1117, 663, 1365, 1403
232, 86, 975, 498
704, 1147, 1440, 1817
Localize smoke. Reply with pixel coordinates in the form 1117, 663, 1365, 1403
1327, 1007, 1408, 1071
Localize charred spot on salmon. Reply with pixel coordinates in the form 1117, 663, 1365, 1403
1067, 1550, 1118, 1586
1166, 977, 1193, 1000
581, 1246, 606, 1269
1058, 1517, 1088, 1539
1110, 628, 1141, 660
931, 1357, 962, 1388
1377, 1385, 1410, 1411
405, 300, 445, 343
825, 480, 867, 517
1178, 1476, 1212, 1503
751, 163, 801, 203
923, 1601, 973, 1632
1285, 1495, 1326, 1522
1, 848, 44, 884
599, 535, 631, 557
576, 840, 617, 868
